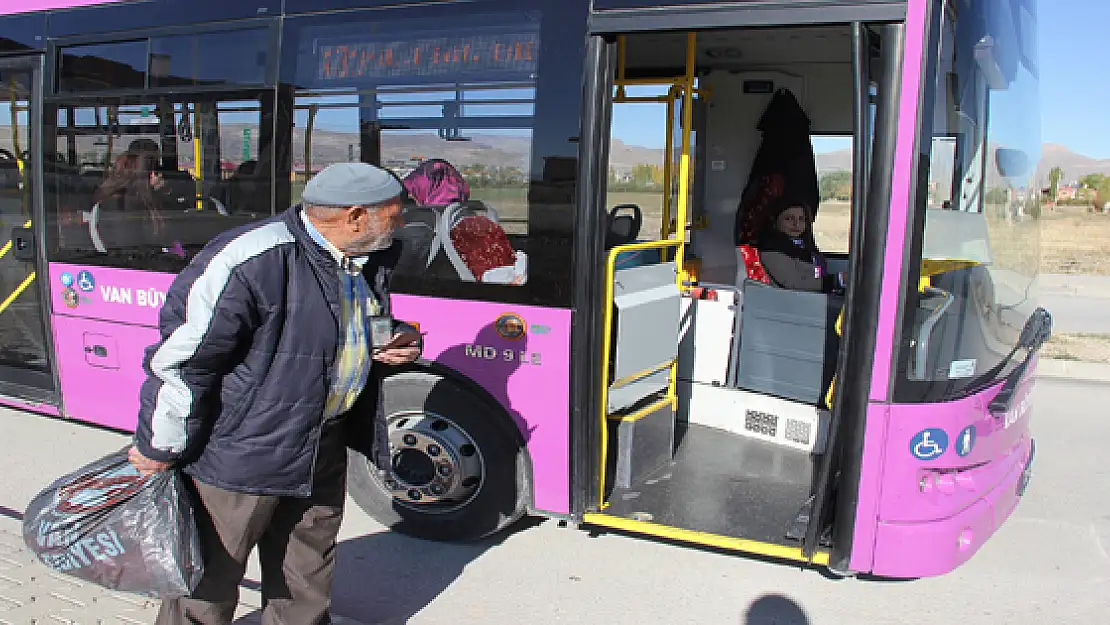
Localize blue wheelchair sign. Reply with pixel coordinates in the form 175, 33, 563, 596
76, 270, 95, 293
910, 428, 949, 461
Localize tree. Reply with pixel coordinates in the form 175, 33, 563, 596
819, 171, 853, 201
1047, 166, 1064, 201
985, 187, 1009, 205
1079, 173, 1107, 192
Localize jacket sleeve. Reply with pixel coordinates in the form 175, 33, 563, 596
760, 250, 838, 293
133, 252, 260, 465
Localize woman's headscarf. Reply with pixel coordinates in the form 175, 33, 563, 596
402, 158, 470, 206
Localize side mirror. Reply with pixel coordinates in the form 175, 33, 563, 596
996, 148, 1031, 179
1018, 307, 1052, 351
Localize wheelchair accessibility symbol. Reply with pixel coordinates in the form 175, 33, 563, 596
910, 428, 949, 461
76, 270, 95, 293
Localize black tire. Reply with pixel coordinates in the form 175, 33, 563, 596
347, 370, 531, 542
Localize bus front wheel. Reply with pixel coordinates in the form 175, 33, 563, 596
346, 370, 531, 542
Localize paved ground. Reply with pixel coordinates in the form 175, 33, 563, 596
1037, 273, 1110, 334
0, 377, 1107, 624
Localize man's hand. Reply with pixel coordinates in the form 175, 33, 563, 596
373, 331, 422, 366
128, 446, 171, 476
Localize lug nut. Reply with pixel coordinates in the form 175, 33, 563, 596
427, 444, 441, 457
402, 434, 418, 446
437, 464, 453, 477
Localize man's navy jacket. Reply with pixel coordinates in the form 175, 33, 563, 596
133, 205, 416, 497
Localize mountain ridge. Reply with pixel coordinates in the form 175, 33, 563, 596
11, 122, 1105, 183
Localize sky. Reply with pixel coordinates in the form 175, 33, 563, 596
1037, 0, 1109, 158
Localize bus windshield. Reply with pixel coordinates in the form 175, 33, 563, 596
898, 0, 1041, 401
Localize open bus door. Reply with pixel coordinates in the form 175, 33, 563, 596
581, 16, 904, 570
0, 55, 56, 407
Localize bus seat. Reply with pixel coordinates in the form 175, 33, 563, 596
734, 279, 841, 405
605, 203, 642, 249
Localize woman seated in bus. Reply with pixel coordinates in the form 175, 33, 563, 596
91, 150, 182, 256
756, 197, 844, 294
401, 159, 527, 285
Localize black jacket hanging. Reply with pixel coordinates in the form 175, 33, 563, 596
734, 88, 820, 247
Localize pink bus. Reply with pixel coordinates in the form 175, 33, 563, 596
0, 0, 1047, 578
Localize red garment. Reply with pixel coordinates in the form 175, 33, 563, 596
739, 244, 771, 284
450, 215, 516, 279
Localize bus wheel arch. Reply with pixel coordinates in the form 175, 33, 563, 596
347, 364, 534, 542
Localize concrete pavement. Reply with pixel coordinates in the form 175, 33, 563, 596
1, 376, 1109, 624
1036, 273, 1110, 335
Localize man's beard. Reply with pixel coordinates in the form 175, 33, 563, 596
343, 229, 394, 254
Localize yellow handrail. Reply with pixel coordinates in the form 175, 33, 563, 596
192, 105, 204, 210
673, 31, 696, 283
597, 239, 683, 507
661, 88, 676, 238
0, 272, 36, 317
596, 32, 698, 510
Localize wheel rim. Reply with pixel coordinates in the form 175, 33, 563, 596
370, 410, 485, 514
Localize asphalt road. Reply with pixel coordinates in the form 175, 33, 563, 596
1037, 274, 1110, 334
1, 377, 1106, 624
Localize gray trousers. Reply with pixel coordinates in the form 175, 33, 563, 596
156, 422, 348, 625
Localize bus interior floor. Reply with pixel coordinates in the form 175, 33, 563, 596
604, 422, 818, 547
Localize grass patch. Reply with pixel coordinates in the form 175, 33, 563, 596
1041, 332, 1110, 364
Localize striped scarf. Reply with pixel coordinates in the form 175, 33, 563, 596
301, 211, 379, 421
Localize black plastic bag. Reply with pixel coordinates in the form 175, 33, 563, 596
21, 448, 204, 598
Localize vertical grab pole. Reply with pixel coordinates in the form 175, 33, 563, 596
673, 31, 696, 283
191, 104, 204, 210
662, 86, 676, 239
616, 35, 627, 101
305, 104, 318, 184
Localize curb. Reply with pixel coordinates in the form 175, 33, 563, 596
1036, 358, 1110, 383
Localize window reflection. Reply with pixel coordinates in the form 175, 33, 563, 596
284, 4, 587, 303
58, 41, 148, 92
46, 97, 274, 272
901, 0, 1042, 398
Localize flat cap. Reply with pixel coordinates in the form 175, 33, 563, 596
301, 162, 403, 208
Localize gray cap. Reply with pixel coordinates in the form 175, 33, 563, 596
301, 162, 403, 208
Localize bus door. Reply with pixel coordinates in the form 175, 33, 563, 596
0, 55, 56, 405
582, 17, 905, 568
592, 33, 698, 517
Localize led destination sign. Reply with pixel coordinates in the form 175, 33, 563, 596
316, 32, 539, 82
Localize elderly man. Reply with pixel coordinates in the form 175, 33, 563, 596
127, 162, 422, 624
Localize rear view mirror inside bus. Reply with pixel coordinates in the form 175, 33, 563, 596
995, 147, 1032, 179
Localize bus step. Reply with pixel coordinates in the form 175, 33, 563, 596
785, 494, 815, 542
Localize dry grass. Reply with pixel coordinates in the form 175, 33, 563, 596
1041, 333, 1110, 364
598, 194, 1110, 278
1035, 205, 1110, 276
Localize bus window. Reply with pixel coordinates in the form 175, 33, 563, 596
45, 96, 275, 273
812, 135, 854, 255
282, 4, 584, 305
44, 27, 277, 273
0, 65, 50, 377
898, 0, 1041, 399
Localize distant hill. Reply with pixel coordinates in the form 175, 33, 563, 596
1037, 143, 1110, 184
7, 120, 1107, 184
